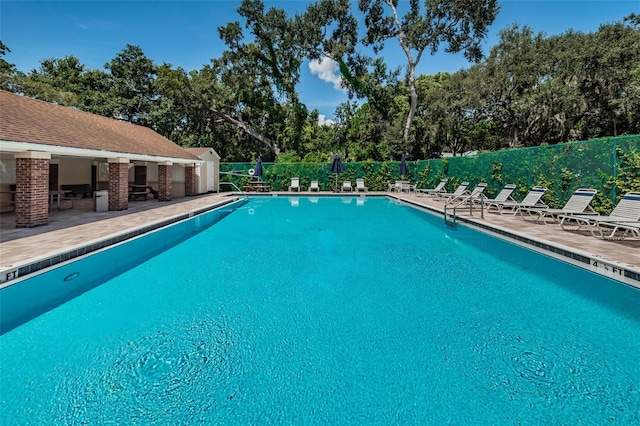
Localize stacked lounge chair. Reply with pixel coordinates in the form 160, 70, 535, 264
356, 178, 368, 192
288, 177, 300, 192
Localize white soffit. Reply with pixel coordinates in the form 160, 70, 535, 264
0, 140, 202, 165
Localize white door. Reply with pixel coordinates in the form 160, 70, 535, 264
206, 162, 214, 192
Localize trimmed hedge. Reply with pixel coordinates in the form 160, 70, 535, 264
221, 135, 640, 214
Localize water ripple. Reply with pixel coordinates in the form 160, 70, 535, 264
60, 315, 244, 424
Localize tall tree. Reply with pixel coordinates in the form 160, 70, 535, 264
18, 56, 86, 105
152, 64, 192, 141
577, 21, 640, 137
215, 0, 312, 155
358, 0, 499, 142
476, 25, 549, 147
300, 0, 402, 120
104, 44, 157, 125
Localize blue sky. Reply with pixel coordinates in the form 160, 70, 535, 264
1, 1, 637, 124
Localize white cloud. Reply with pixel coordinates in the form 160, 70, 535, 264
317, 114, 335, 126
309, 57, 344, 91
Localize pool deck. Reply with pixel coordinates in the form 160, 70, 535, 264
0, 191, 638, 288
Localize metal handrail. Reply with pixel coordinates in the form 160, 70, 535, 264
444, 193, 485, 227
220, 171, 253, 178
450, 193, 485, 218
444, 205, 457, 227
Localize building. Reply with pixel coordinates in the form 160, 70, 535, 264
184, 147, 221, 194
0, 90, 217, 228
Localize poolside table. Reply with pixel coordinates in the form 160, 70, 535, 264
244, 181, 271, 192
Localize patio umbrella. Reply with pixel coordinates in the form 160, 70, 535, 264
254, 155, 263, 178
329, 154, 345, 192
399, 153, 407, 176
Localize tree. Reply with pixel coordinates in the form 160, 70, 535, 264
358, 0, 499, 142
214, 0, 313, 155
577, 22, 640, 137
152, 64, 192, 141
427, 70, 481, 155
298, 0, 364, 90
0, 40, 18, 91
17, 55, 90, 106
475, 25, 549, 147
104, 44, 157, 125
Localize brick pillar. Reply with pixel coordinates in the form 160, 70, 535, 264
108, 158, 129, 211
184, 163, 196, 196
15, 151, 51, 228
158, 162, 172, 201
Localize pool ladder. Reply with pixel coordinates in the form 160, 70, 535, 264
444, 194, 485, 227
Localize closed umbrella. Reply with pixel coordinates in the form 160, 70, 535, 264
329, 154, 345, 192
399, 153, 407, 176
254, 156, 263, 178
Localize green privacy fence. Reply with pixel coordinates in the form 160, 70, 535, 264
220, 135, 640, 213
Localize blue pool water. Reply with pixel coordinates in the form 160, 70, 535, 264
1, 196, 639, 424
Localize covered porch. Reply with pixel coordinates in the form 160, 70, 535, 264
0, 147, 200, 228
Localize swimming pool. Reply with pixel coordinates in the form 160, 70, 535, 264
1, 196, 639, 424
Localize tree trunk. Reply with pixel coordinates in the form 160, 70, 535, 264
386, 0, 421, 143
404, 65, 418, 142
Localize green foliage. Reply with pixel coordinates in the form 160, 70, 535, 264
303, 151, 332, 163
0, 40, 15, 78
5, 10, 639, 162
615, 147, 640, 196
491, 162, 503, 186
276, 151, 302, 163
221, 136, 639, 216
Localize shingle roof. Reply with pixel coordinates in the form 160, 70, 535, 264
184, 147, 214, 156
0, 90, 198, 161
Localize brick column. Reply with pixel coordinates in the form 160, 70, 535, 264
184, 163, 196, 196
158, 162, 172, 201
108, 158, 129, 211
15, 151, 51, 228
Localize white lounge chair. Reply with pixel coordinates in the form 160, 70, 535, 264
560, 192, 640, 238
435, 182, 469, 202
341, 181, 353, 192
308, 181, 319, 192
486, 186, 547, 214
355, 178, 368, 192
416, 179, 448, 197
476, 183, 517, 206
594, 221, 640, 240
447, 182, 487, 205
288, 177, 300, 192
519, 188, 598, 223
